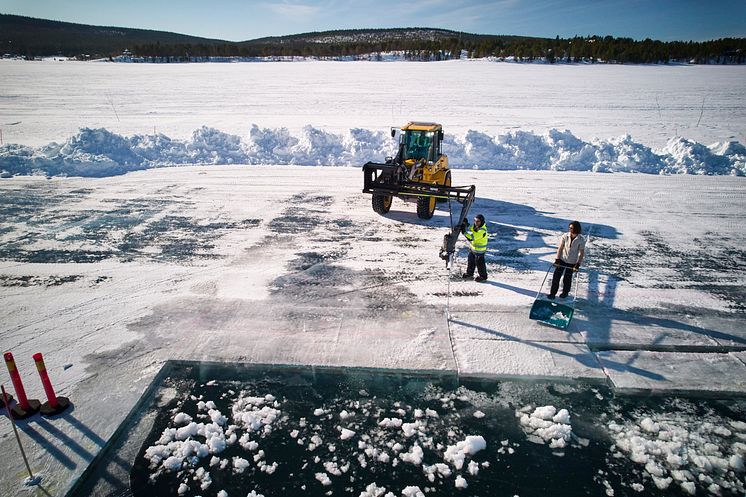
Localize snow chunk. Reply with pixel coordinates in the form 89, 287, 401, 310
173, 412, 192, 425
443, 436, 487, 470
163, 456, 183, 472
401, 486, 425, 497
378, 417, 403, 429
518, 405, 573, 448
315, 472, 332, 486
398, 444, 424, 465
358, 483, 391, 497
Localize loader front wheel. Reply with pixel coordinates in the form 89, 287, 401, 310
416, 195, 436, 219
372, 194, 392, 215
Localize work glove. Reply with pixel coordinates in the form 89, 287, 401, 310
554, 258, 561, 266
460, 219, 468, 234
573, 263, 580, 271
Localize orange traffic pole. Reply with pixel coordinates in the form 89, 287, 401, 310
3, 352, 40, 419
32, 353, 70, 416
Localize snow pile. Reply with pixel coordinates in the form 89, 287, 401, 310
608, 409, 746, 495
231, 393, 281, 434
517, 405, 574, 449
1, 125, 744, 177
660, 137, 745, 175
143, 405, 230, 475
143, 390, 283, 488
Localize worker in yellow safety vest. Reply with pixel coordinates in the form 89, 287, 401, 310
460, 214, 488, 282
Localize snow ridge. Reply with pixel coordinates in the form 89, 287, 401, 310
1, 125, 743, 178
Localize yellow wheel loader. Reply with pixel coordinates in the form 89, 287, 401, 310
362, 122, 475, 267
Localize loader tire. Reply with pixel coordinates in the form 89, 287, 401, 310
417, 195, 436, 219
372, 194, 392, 215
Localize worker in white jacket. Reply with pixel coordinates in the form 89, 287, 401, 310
547, 221, 585, 299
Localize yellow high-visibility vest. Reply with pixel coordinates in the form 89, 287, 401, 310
466, 225, 488, 253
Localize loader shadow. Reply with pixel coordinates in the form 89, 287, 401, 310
458, 198, 617, 272
382, 197, 618, 275
383, 208, 453, 225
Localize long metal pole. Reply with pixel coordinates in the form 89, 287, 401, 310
1, 384, 35, 481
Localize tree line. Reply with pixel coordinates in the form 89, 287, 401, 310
2, 14, 744, 64
129, 36, 745, 64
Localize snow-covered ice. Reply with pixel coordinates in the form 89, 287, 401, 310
1, 60, 745, 176
0, 59, 745, 496
1, 164, 745, 495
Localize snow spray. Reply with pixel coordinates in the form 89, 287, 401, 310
32, 353, 71, 416
3, 352, 40, 419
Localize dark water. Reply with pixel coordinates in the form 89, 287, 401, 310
67, 362, 746, 497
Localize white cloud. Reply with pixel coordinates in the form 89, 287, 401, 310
264, 2, 321, 19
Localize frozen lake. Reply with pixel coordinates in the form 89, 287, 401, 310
1, 59, 744, 149
0, 58, 745, 496
1, 166, 745, 496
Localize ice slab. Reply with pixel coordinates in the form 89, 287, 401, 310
456, 339, 606, 382
449, 308, 605, 381
597, 350, 746, 396
449, 307, 586, 342
577, 306, 746, 351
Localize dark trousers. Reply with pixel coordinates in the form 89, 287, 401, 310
466, 251, 487, 279
550, 261, 575, 296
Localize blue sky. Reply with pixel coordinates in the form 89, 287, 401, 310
1, 0, 744, 42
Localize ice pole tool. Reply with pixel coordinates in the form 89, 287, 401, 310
2, 384, 41, 486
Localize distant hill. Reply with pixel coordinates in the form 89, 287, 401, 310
1, 13, 744, 64
246, 27, 531, 45
0, 14, 226, 58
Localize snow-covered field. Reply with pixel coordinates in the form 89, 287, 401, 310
1, 60, 745, 175
0, 60, 745, 496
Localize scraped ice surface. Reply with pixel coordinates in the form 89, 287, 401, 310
1, 126, 743, 177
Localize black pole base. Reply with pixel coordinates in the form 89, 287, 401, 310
0, 393, 14, 409
11, 399, 41, 419
40, 396, 71, 416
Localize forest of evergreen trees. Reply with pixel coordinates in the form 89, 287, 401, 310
2, 14, 744, 64
131, 35, 746, 64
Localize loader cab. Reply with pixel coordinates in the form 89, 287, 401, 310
396, 122, 444, 164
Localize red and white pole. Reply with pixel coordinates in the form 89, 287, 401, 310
33, 353, 70, 416
3, 352, 40, 419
